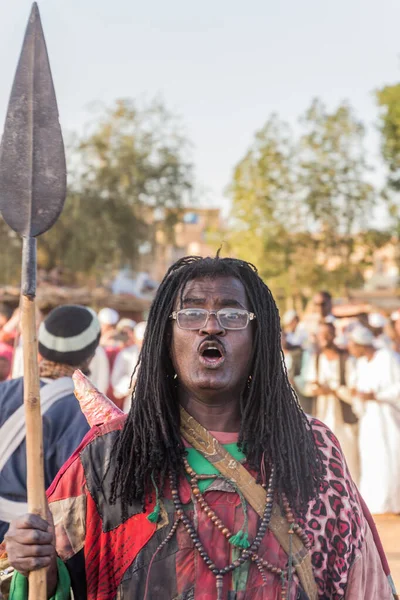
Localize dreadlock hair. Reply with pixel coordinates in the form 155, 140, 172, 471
110, 255, 324, 516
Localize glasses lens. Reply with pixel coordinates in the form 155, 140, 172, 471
218, 309, 249, 329
177, 309, 208, 329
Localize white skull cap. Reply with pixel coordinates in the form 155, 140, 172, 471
134, 321, 147, 341
368, 313, 387, 328
98, 307, 119, 325
350, 326, 375, 346
282, 310, 298, 326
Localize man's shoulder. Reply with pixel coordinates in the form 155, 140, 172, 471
47, 415, 127, 502
308, 416, 344, 456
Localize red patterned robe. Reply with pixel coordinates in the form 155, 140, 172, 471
47, 416, 393, 599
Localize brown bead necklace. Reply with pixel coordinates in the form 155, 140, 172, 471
147, 463, 311, 600
171, 464, 280, 600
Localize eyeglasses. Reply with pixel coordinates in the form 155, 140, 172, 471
170, 308, 256, 330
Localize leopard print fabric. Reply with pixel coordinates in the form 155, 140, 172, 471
302, 418, 364, 599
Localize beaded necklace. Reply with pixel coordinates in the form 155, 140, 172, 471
146, 461, 311, 600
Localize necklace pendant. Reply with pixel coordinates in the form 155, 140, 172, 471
216, 574, 224, 600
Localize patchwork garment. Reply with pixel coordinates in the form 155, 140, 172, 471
45, 416, 392, 600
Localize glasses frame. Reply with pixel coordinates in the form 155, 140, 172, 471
169, 308, 256, 331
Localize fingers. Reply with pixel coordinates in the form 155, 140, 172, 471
5, 514, 56, 577
9, 552, 54, 577
13, 513, 52, 534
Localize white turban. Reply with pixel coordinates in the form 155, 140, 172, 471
368, 313, 387, 328
282, 310, 298, 327
134, 321, 147, 342
350, 326, 375, 346
117, 318, 137, 331
98, 307, 119, 326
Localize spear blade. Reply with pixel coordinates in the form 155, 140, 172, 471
0, 2, 66, 238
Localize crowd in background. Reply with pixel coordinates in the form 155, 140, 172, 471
0, 302, 146, 413
282, 291, 400, 515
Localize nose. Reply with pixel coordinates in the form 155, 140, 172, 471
199, 313, 225, 336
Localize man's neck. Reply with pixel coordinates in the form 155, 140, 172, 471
179, 393, 241, 433
364, 347, 376, 362
321, 345, 339, 359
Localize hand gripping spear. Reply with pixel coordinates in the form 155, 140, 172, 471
0, 4, 66, 599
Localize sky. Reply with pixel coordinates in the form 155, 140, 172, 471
1, 0, 400, 213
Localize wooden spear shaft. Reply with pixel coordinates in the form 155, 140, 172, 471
22, 239, 47, 599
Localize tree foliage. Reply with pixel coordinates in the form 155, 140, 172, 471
376, 84, 400, 192
0, 98, 193, 284
226, 99, 378, 303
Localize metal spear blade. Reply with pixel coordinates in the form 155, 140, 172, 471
0, 2, 66, 238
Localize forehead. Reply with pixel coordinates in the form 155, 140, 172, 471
177, 276, 248, 307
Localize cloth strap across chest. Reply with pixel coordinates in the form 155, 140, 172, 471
179, 405, 318, 600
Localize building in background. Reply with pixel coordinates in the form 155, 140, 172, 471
149, 207, 222, 281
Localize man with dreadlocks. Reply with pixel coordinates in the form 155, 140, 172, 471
5, 256, 396, 599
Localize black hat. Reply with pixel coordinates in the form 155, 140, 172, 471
38, 305, 101, 366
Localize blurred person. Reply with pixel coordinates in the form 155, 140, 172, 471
10, 307, 44, 379
312, 291, 335, 322
368, 313, 392, 350
0, 355, 11, 382
111, 320, 146, 412
295, 322, 359, 482
115, 318, 137, 348
390, 310, 400, 353
298, 291, 336, 351
0, 305, 100, 542
282, 309, 307, 347
97, 307, 121, 400
0, 304, 13, 334
98, 307, 120, 347
88, 345, 110, 394
0, 342, 13, 380
281, 330, 311, 415
5, 255, 395, 599
349, 326, 400, 514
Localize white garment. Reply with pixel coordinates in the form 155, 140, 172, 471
111, 345, 139, 408
89, 346, 110, 393
372, 333, 392, 351
11, 343, 23, 379
295, 351, 359, 483
286, 323, 308, 348
352, 348, 400, 514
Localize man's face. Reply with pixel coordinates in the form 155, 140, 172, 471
121, 327, 135, 346
348, 340, 365, 359
317, 324, 335, 349
170, 276, 254, 402
313, 293, 331, 318
287, 317, 298, 333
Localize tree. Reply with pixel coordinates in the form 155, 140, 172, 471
37, 98, 193, 278
299, 99, 375, 286
226, 99, 377, 303
376, 84, 400, 192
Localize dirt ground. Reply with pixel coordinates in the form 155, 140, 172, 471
375, 514, 400, 592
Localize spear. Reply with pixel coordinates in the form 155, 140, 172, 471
0, 3, 66, 598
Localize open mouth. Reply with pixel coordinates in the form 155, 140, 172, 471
199, 343, 225, 368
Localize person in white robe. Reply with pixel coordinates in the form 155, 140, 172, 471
111, 321, 146, 412
348, 326, 400, 514
368, 313, 392, 351
295, 322, 360, 483
88, 345, 110, 393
